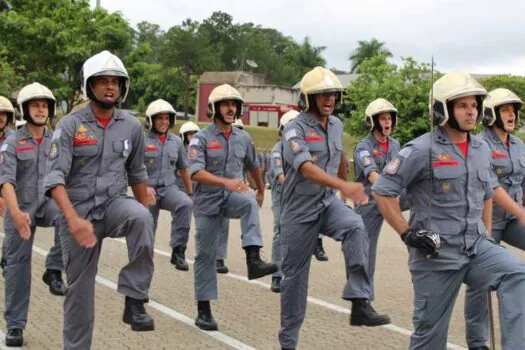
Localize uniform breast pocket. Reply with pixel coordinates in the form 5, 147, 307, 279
519, 157, 525, 175
330, 140, 343, 167
144, 150, 160, 170
432, 166, 463, 202
307, 142, 324, 164
476, 169, 491, 201
16, 150, 36, 169
206, 149, 225, 172
492, 157, 510, 178
233, 146, 246, 171
112, 139, 132, 159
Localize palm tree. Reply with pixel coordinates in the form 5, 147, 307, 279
348, 38, 392, 73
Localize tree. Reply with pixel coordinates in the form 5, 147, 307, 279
348, 38, 392, 73
345, 53, 434, 145
159, 19, 219, 116
0, 0, 133, 113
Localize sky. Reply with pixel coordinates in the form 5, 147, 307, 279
90, 0, 525, 76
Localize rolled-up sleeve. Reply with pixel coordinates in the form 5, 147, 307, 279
188, 135, 206, 176
44, 121, 74, 196
282, 124, 312, 171
176, 138, 187, 170
126, 121, 148, 184
0, 137, 17, 190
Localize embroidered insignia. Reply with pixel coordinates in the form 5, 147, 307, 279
384, 159, 400, 174
290, 140, 302, 153
372, 148, 383, 158
305, 131, 324, 142
492, 149, 508, 159
49, 143, 58, 160
311, 153, 319, 161
442, 182, 450, 192
145, 144, 158, 151
73, 124, 96, 146
363, 156, 372, 166
433, 153, 459, 167
17, 139, 28, 145
207, 140, 224, 150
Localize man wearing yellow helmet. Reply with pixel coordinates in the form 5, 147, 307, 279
278, 67, 390, 350
373, 72, 525, 349
353, 98, 409, 301
464, 88, 525, 350
0, 83, 66, 347
188, 84, 277, 331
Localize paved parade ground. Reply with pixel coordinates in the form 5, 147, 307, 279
0, 189, 519, 349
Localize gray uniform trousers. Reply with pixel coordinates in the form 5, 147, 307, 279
278, 198, 371, 349
464, 218, 525, 348
271, 195, 282, 278
355, 191, 409, 300
61, 195, 154, 350
194, 191, 263, 301
149, 185, 192, 248
411, 237, 525, 350
215, 217, 229, 261
3, 198, 63, 329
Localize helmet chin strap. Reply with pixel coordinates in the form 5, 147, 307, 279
88, 83, 117, 110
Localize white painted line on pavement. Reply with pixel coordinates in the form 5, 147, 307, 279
0, 234, 255, 350
113, 239, 467, 350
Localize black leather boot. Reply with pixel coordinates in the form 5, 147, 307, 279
313, 238, 329, 261
195, 301, 218, 331
5, 328, 23, 347
245, 246, 277, 280
171, 245, 189, 271
42, 269, 66, 296
216, 259, 229, 274
350, 299, 391, 326
271, 276, 281, 293
123, 296, 155, 331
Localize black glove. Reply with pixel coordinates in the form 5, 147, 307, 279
401, 228, 440, 256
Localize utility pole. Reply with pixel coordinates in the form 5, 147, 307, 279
96, 0, 101, 8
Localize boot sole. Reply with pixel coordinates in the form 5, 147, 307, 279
350, 317, 391, 327
216, 268, 229, 274
175, 265, 189, 271
195, 320, 218, 331
270, 287, 281, 293
247, 265, 278, 280
5, 338, 23, 347
123, 314, 155, 331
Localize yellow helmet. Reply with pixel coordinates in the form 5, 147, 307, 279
279, 110, 299, 129
365, 98, 398, 131
207, 84, 243, 119
482, 88, 523, 127
145, 99, 176, 131
0, 96, 15, 125
17, 82, 56, 122
299, 67, 343, 112
430, 72, 487, 127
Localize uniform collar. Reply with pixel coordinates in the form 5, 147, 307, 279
148, 130, 174, 140
210, 121, 239, 137
434, 127, 482, 148
487, 127, 515, 144
367, 132, 391, 146
79, 105, 125, 122
17, 125, 51, 140
301, 111, 335, 128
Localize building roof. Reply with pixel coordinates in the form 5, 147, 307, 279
293, 73, 360, 90
199, 71, 266, 85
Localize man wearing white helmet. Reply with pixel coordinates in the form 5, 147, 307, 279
0, 83, 65, 347
279, 67, 389, 350
353, 98, 409, 301
143, 99, 193, 271
464, 88, 525, 350
373, 72, 525, 349
44, 50, 155, 349
188, 83, 277, 331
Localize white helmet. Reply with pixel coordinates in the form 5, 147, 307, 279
279, 110, 299, 129
145, 99, 176, 131
15, 120, 27, 129
430, 72, 487, 127
207, 84, 243, 119
365, 98, 398, 131
0, 96, 15, 125
232, 118, 244, 129
482, 88, 523, 127
179, 121, 200, 143
17, 82, 56, 123
81, 50, 130, 106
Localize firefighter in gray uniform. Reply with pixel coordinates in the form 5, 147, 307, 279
279, 67, 390, 350
353, 98, 409, 300
0, 96, 15, 220
44, 50, 155, 350
465, 88, 525, 350
0, 83, 65, 347
373, 72, 525, 350
269, 109, 299, 293
188, 84, 277, 331
144, 99, 193, 271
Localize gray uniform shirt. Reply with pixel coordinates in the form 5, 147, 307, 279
44, 106, 148, 219
188, 122, 259, 216
372, 127, 499, 271
280, 112, 343, 223
0, 126, 53, 216
481, 128, 525, 229
144, 131, 186, 189
354, 133, 401, 198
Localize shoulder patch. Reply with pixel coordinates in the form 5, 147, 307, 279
52, 128, 62, 141
398, 147, 413, 159
284, 129, 297, 141
384, 158, 401, 174
359, 150, 371, 158
0, 143, 7, 152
